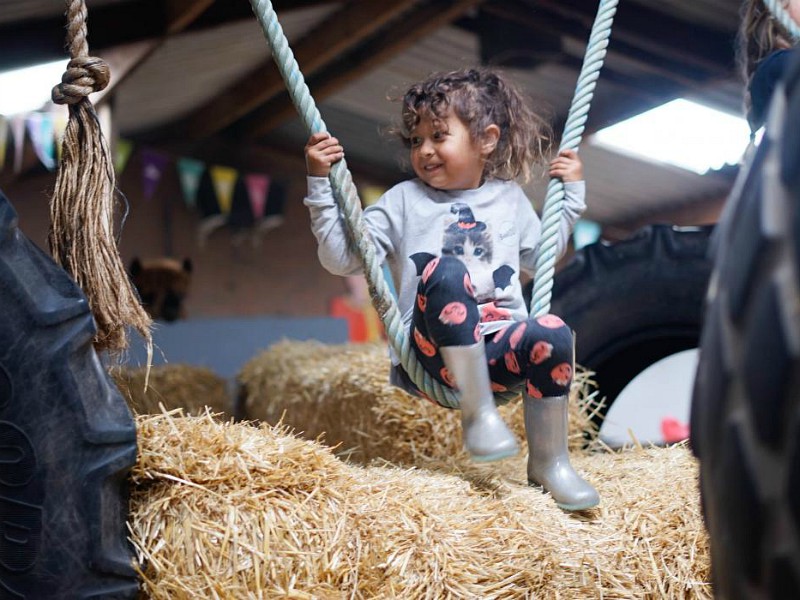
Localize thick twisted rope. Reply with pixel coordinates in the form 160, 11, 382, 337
249, 0, 615, 405
50, 0, 153, 354
248, 0, 460, 407
529, 0, 618, 317
764, 0, 800, 41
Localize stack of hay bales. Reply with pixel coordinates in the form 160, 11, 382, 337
111, 364, 232, 419
129, 412, 710, 599
238, 340, 602, 467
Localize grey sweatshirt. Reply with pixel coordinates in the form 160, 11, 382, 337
304, 176, 586, 344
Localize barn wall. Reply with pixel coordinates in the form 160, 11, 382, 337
1, 154, 725, 319
1, 157, 350, 321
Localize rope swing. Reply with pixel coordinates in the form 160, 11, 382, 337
248, 0, 617, 407
764, 0, 800, 41
49, 0, 153, 353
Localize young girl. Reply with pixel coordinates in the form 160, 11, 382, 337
304, 67, 599, 511
738, 0, 800, 133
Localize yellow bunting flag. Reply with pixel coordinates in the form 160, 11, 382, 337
209, 165, 238, 215
361, 184, 386, 207
52, 107, 68, 162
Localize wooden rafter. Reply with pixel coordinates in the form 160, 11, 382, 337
534, 0, 735, 74
240, 0, 487, 139
180, 0, 421, 141
0, 0, 217, 183
95, 0, 217, 105
0, 0, 340, 72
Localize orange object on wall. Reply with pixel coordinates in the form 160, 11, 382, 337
329, 275, 385, 342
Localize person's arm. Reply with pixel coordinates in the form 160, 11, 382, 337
519, 150, 587, 274
749, 49, 795, 131
303, 133, 395, 276
547, 149, 587, 253
304, 177, 364, 276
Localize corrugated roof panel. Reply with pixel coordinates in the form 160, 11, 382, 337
627, 0, 741, 31
0, 0, 128, 26
115, 4, 337, 132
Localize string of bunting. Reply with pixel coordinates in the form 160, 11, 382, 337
0, 113, 286, 242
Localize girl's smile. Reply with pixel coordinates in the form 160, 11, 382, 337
409, 113, 488, 191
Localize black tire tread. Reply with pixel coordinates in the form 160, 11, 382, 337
0, 190, 138, 599
550, 223, 713, 411
691, 48, 800, 599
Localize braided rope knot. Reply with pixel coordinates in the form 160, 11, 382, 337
52, 56, 110, 105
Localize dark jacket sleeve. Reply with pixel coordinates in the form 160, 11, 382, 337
749, 49, 795, 132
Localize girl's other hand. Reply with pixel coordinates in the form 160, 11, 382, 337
548, 149, 583, 182
305, 132, 344, 177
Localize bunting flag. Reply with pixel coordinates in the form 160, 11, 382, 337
361, 184, 386, 207
140, 148, 171, 201
26, 112, 56, 171
244, 173, 270, 220
51, 109, 68, 162
177, 157, 205, 208
114, 138, 134, 175
10, 115, 26, 173
573, 218, 602, 250
209, 165, 238, 215
0, 116, 7, 169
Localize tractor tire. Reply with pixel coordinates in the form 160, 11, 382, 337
547, 223, 713, 422
0, 190, 139, 599
690, 50, 800, 599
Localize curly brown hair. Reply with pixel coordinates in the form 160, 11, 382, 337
393, 67, 552, 183
737, 0, 794, 119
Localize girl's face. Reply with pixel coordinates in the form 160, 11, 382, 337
408, 112, 489, 191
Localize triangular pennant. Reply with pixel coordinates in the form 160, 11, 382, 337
0, 116, 7, 170
115, 138, 134, 175
209, 165, 238, 215
26, 112, 56, 170
10, 114, 26, 173
177, 157, 206, 208
244, 173, 271, 220
361, 184, 386, 207
140, 148, 171, 201
51, 107, 68, 162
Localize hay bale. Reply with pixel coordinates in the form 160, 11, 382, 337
238, 340, 602, 465
111, 364, 231, 418
130, 412, 710, 599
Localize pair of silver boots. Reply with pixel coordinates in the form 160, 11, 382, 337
440, 341, 600, 511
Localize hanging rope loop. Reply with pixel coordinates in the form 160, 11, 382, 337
52, 56, 110, 104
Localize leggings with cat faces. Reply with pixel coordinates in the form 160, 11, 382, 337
409, 255, 574, 405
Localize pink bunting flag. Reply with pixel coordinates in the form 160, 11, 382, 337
244, 173, 271, 220
26, 112, 56, 170
209, 165, 238, 215
140, 148, 171, 201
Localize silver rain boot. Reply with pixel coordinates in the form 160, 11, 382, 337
524, 394, 600, 510
440, 341, 519, 461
